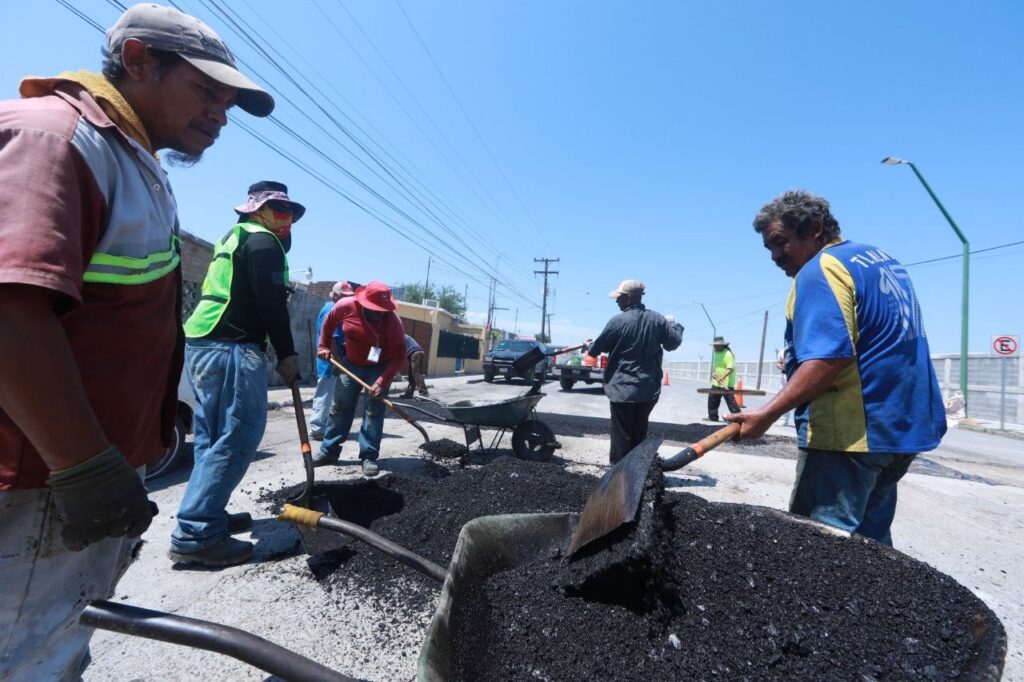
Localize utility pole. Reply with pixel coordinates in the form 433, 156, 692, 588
534, 257, 559, 341
513, 307, 518, 335
756, 310, 769, 390
423, 256, 432, 303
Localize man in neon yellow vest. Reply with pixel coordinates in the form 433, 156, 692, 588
169, 181, 305, 567
707, 336, 741, 421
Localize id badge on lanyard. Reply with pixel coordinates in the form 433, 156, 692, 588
367, 346, 382, 363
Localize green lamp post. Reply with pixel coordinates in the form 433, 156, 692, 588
882, 156, 970, 414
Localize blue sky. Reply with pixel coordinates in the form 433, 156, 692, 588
4, 1, 1022, 361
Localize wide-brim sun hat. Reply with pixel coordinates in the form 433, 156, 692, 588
233, 180, 306, 221
356, 281, 396, 312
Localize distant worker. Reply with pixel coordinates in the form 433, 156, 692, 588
726, 190, 946, 546
315, 281, 406, 476
0, 3, 273, 677
706, 336, 741, 421
401, 334, 429, 398
170, 181, 305, 567
587, 280, 684, 464
309, 280, 355, 440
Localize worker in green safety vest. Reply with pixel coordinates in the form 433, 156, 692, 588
170, 180, 305, 568
707, 336, 741, 421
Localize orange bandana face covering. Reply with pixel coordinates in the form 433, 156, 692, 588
252, 205, 293, 239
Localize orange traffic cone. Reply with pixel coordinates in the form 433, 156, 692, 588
735, 378, 745, 407
663, 371, 670, 386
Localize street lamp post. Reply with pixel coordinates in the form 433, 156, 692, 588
696, 302, 717, 381
881, 156, 970, 414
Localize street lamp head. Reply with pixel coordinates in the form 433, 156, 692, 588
881, 156, 908, 165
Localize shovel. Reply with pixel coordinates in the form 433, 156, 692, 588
281, 381, 351, 556
567, 423, 740, 556
327, 356, 430, 444
278, 503, 448, 583
512, 340, 590, 375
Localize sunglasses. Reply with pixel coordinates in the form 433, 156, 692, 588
266, 200, 295, 215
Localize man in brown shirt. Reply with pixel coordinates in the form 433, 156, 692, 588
0, 4, 272, 678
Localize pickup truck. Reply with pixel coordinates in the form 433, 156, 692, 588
553, 352, 607, 391
483, 339, 550, 384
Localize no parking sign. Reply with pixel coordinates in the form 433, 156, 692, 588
991, 335, 1019, 357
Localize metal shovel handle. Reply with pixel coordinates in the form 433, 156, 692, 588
659, 423, 741, 471
279, 504, 448, 584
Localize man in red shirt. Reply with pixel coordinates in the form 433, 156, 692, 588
0, 4, 272, 678
315, 282, 406, 476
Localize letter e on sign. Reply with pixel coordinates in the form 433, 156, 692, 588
992, 335, 1019, 357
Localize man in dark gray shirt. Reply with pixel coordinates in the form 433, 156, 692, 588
587, 280, 684, 464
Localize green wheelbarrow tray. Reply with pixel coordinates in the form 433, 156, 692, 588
417, 512, 578, 681
415, 508, 1007, 682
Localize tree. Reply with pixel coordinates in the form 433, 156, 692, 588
397, 282, 467, 320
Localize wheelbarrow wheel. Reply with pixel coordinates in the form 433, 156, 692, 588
511, 419, 556, 462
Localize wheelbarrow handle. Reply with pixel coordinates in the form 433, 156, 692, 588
327, 356, 430, 444
81, 600, 354, 682
659, 423, 741, 471
279, 504, 448, 584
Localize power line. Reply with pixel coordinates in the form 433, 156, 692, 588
903, 239, 1024, 267
392, 0, 550, 249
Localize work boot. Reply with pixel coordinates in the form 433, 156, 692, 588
311, 451, 340, 467
227, 512, 253, 534
704, 415, 720, 422
361, 459, 379, 477
168, 537, 253, 567
419, 389, 429, 397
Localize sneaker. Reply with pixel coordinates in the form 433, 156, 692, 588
311, 451, 340, 467
168, 537, 253, 567
361, 459, 379, 477
227, 512, 253, 534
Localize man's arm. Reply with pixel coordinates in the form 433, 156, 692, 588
724, 357, 852, 439
661, 317, 684, 351
587, 319, 617, 357
0, 284, 108, 469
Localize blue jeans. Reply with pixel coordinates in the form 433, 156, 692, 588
789, 448, 916, 546
308, 374, 337, 438
320, 359, 388, 461
171, 339, 268, 553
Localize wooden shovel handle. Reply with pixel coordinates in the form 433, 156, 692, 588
660, 423, 741, 471
326, 356, 430, 443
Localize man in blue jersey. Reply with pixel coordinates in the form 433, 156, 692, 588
725, 190, 946, 546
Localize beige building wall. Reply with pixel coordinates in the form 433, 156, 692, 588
395, 302, 486, 377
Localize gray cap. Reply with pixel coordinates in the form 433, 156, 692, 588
107, 3, 274, 117
609, 279, 645, 298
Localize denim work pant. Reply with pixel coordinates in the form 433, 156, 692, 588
789, 448, 916, 546
308, 374, 338, 438
171, 339, 268, 553
1, 484, 139, 681
320, 359, 388, 461
608, 399, 658, 464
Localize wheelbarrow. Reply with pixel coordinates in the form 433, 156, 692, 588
392, 384, 560, 462
81, 510, 1006, 681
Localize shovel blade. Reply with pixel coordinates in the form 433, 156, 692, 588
512, 345, 546, 374
568, 437, 662, 555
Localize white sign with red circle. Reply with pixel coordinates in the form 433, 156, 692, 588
991, 335, 1019, 356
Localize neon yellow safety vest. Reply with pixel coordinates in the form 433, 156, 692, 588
712, 348, 736, 389
184, 222, 289, 339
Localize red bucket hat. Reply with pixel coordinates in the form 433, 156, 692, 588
355, 281, 396, 312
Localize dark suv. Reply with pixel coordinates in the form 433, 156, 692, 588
483, 339, 549, 383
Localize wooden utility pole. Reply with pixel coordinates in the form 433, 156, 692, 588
533, 257, 559, 341
423, 256, 432, 303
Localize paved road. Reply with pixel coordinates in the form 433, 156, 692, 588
85, 374, 1023, 680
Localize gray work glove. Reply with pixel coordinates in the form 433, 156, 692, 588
47, 446, 158, 551
276, 353, 301, 386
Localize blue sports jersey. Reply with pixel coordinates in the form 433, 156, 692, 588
783, 239, 946, 453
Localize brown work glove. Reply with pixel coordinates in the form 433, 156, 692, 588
276, 353, 301, 386
47, 446, 158, 551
